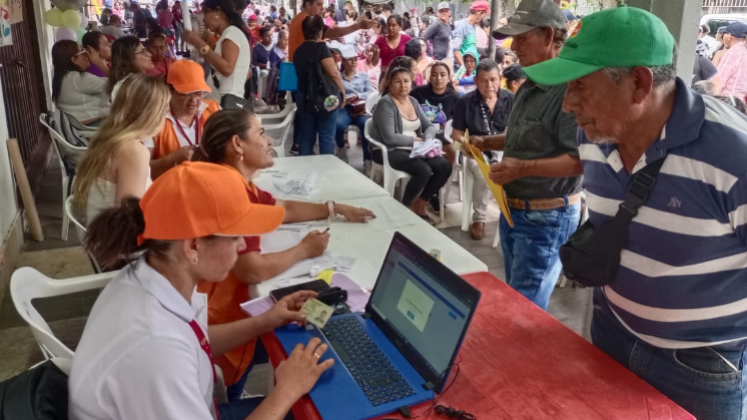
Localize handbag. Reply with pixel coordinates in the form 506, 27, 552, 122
559, 157, 665, 287
305, 57, 341, 116
220, 93, 254, 111
278, 61, 298, 92
350, 99, 367, 115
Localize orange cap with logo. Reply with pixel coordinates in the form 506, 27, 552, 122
138, 162, 284, 244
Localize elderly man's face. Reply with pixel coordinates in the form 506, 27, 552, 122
563, 70, 640, 144
511, 28, 553, 67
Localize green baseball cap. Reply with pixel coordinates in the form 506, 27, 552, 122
523, 5, 675, 85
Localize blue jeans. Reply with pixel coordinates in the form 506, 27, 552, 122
499, 200, 580, 310
592, 293, 747, 420
295, 93, 337, 156
225, 339, 269, 402
335, 107, 371, 161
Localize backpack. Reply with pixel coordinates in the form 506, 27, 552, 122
304, 48, 340, 116
0, 360, 69, 419
262, 62, 282, 106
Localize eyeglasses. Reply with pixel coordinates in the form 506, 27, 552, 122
177, 91, 207, 100
73, 50, 87, 57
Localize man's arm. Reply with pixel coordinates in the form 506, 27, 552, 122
452, 23, 465, 67
489, 154, 583, 185
326, 19, 375, 39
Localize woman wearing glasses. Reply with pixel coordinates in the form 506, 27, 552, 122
147, 60, 221, 179
51, 40, 111, 125
108, 36, 154, 101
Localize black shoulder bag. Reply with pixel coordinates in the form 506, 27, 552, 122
559, 157, 665, 287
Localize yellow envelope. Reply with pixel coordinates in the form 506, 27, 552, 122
464, 130, 514, 227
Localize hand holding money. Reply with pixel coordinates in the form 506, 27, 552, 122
261, 290, 318, 332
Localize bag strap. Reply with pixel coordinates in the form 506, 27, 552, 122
615, 157, 666, 223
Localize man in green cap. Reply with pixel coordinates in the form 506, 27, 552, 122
524, 5, 747, 420
474, 0, 583, 311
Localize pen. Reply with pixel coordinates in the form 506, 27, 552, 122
323, 228, 330, 233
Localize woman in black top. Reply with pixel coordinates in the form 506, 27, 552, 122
409, 61, 460, 164
293, 15, 346, 156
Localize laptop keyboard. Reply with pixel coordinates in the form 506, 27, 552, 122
322, 317, 417, 406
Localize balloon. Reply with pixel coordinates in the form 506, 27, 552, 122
50, 0, 85, 12
61, 9, 81, 28
55, 27, 77, 42
74, 27, 87, 43
79, 11, 88, 28
45, 8, 63, 27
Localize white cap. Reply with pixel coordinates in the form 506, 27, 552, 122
438, 2, 450, 10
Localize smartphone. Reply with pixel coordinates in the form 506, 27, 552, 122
270, 279, 330, 302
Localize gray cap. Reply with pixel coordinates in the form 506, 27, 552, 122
437, 2, 450, 11
492, 0, 567, 40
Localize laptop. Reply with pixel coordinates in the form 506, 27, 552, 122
275, 232, 481, 420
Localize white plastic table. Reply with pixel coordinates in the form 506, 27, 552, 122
252, 168, 488, 296
253, 155, 391, 202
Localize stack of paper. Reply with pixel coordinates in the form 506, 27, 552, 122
272, 172, 317, 199
409, 138, 442, 158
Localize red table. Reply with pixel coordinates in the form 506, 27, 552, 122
264, 272, 694, 420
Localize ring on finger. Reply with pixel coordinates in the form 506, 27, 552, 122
313, 352, 321, 359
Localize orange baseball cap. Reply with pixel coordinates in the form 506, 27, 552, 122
166, 60, 212, 94
138, 162, 284, 244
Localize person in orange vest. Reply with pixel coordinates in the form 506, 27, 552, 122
147, 60, 221, 178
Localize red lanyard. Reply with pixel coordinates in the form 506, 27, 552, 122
173, 114, 200, 146
188, 320, 220, 419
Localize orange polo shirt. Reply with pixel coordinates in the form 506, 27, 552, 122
288, 11, 309, 62
151, 99, 220, 160
197, 182, 278, 386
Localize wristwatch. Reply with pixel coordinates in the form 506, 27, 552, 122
200, 44, 211, 55
326, 201, 336, 219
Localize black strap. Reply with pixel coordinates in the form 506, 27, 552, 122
615, 157, 666, 223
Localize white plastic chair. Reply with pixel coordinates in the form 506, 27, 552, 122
365, 120, 445, 220
365, 119, 412, 199
365, 91, 380, 115
256, 92, 295, 122
442, 120, 465, 205
10, 267, 115, 359
65, 195, 103, 273
264, 108, 296, 158
39, 113, 88, 241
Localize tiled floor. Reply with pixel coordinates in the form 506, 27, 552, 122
0, 140, 591, 391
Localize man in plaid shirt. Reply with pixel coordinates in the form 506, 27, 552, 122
717, 22, 747, 98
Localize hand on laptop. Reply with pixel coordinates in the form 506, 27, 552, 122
261, 290, 318, 332
276, 337, 335, 398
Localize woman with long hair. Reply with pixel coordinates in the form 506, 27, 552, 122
190, 108, 372, 400
73, 74, 170, 223
378, 55, 416, 95
183, 0, 253, 110
293, 15, 345, 156
52, 40, 110, 125
374, 14, 412, 76
357, 43, 381, 90
370, 67, 451, 224
108, 36, 154, 100
81, 31, 112, 77
410, 61, 460, 164
69, 162, 333, 420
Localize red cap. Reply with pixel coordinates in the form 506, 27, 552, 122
471, 0, 490, 12
249, 15, 257, 21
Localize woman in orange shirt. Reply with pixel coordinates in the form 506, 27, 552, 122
192, 108, 375, 399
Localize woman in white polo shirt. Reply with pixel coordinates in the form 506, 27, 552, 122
69, 162, 334, 420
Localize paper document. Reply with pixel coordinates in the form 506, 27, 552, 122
464, 130, 514, 227
409, 138, 442, 158
268, 171, 317, 199
365, 201, 416, 231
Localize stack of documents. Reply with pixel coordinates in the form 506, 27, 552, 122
409, 138, 442, 158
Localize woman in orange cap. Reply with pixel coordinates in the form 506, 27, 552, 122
69, 162, 333, 420
192, 108, 375, 399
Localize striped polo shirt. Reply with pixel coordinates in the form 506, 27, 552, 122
580, 77, 747, 349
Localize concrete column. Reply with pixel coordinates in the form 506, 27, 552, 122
625, 0, 700, 81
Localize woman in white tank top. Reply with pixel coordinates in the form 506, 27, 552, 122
74, 74, 170, 225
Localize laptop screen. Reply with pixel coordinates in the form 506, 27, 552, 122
367, 233, 480, 393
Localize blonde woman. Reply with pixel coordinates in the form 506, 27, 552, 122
74, 74, 171, 223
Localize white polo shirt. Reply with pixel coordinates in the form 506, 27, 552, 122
68, 258, 217, 420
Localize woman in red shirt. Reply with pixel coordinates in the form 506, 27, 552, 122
374, 14, 411, 77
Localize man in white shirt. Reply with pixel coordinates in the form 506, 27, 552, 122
100, 14, 125, 39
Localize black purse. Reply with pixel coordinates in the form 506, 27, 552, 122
559, 158, 665, 287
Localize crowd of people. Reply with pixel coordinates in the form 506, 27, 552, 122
43, 0, 747, 419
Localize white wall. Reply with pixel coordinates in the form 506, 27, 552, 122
0, 69, 18, 240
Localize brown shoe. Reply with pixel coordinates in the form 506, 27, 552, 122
470, 222, 485, 240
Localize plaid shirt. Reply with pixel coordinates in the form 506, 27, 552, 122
717, 41, 747, 98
